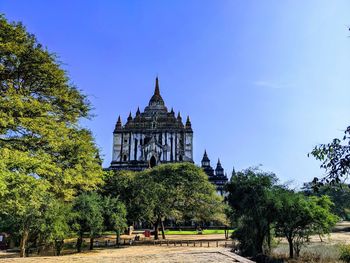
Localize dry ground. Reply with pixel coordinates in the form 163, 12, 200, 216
0, 246, 251, 263
271, 221, 350, 262
1, 223, 350, 263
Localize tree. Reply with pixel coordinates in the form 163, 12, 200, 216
310, 126, 350, 188
106, 163, 226, 240
102, 196, 127, 246
0, 15, 103, 257
102, 170, 140, 225
275, 191, 338, 258
0, 171, 50, 257
37, 200, 72, 256
303, 182, 350, 220
225, 167, 278, 256
0, 15, 103, 201
143, 163, 226, 240
72, 192, 104, 252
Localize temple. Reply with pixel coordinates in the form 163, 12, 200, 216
109, 77, 228, 195
201, 150, 228, 196
110, 77, 193, 171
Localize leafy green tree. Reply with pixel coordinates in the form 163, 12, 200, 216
310, 126, 350, 188
72, 192, 104, 252
102, 170, 140, 224
138, 163, 226, 240
106, 163, 226, 240
37, 200, 72, 256
225, 167, 278, 256
0, 171, 50, 257
0, 15, 103, 257
102, 196, 127, 246
303, 182, 350, 220
275, 191, 338, 258
0, 15, 103, 201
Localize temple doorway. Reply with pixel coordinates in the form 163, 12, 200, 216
149, 156, 157, 168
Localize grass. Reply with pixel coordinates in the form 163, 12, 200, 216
164, 229, 234, 235
100, 229, 234, 236
272, 242, 342, 263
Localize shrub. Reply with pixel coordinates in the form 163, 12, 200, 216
339, 244, 350, 263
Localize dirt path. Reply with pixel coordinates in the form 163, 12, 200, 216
0, 246, 252, 263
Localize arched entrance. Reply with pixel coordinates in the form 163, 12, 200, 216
149, 156, 157, 168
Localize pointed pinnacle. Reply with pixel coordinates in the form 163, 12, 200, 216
154, 76, 160, 96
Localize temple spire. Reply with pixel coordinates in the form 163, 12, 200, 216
201, 149, 210, 167
185, 115, 192, 129
154, 76, 160, 96
148, 76, 165, 107
127, 111, 132, 121
177, 111, 182, 121
115, 115, 122, 130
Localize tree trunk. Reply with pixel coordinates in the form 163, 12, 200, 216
76, 233, 83, 253
19, 228, 29, 257
55, 239, 64, 256
115, 230, 120, 248
89, 237, 94, 250
288, 238, 294, 258
256, 232, 264, 254
257, 239, 264, 254
153, 220, 159, 240
267, 223, 271, 254
255, 222, 264, 254
37, 234, 43, 255
161, 219, 166, 239
319, 234, 323, 242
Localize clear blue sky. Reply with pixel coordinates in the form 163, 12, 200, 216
2, 1, 350, 186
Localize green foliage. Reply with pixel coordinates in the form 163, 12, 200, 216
226, 167, 338, 259
0, 15, 103, 257
37, 200, 72, 256
72, 192, 104, 251
142, 162, 226, 224
226, 167, 278, 256
104, 163, 226, 240
310, 126, 350, 188
0, 15, 103, 200
0, 172, 50, 251
275, 191, 338, 258
102, 196, 127, 244
303, 183, 350, 220
103, 170, 139, 223
340, 244, 350, 263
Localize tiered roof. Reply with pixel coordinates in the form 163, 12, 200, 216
114, 77, 192, 133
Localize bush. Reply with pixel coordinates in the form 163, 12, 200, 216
339, 244, 350, 262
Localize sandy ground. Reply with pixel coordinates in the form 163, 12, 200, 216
1, 223, 350, 263
0, 233, 247, 262
0, 246, 251, 263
